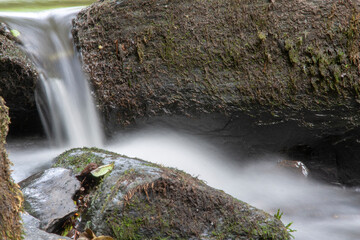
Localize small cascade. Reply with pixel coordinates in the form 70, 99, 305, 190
0, 8, 103, 147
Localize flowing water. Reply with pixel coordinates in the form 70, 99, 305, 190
0, 7, 103, 147
0, 0, 96, 11
1, 5, 360, 240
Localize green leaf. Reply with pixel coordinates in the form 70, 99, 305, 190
10, 29, 20, 37
274, 209, 283, 220
285, 222, 293, 229
91, 162, 114, 177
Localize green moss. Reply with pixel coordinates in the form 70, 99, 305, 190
284, 39, 293, 51
0, 97, 23, 239
99, 168, 140, 213
136, 41, 145, 63
73, 0, 360, 145
53, 147, 119, 174
109, 215, 143, 240
288, 48, 300, 65
258, 31, 266, 41
210, 209, 290, 240
103, 170, 289, 239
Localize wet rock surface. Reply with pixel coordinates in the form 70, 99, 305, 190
333, 132, 360, 186
277, 160, 309, 178
22, 212, 71, 240
20, 167, 80, 233
53, 147, 291, 239
72, 0, 360, 185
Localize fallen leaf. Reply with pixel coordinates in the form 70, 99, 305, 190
10, 29, 20, 37
77, 228, 95, 239
77, 228, 114, 240
77, 163, 99, 179
91, 162, 114, 177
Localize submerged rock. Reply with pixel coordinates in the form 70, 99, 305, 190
54, 147, 291, 239
0, 96, 23, 240
20, 167, 80, 233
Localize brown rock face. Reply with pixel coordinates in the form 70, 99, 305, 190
72, 0, 360, 185
0, 97, 23, 240
72, 0, 360, 130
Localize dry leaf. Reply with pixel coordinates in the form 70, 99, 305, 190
77, 228, 113, 240
93, 237, 114, 240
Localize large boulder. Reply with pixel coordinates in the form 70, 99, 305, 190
72, 0, 360, 131
53, 147, 291, 239
0, 97, 23, 240
0, 23, 40, 136
72, 0, 360, 184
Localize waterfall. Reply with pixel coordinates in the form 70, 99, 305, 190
0, 8, 104, 147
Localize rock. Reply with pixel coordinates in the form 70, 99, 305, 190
0, 96, 23, 240
277, 160, 309, 178
22, 212, 71, 240
72, 0, 360, 133
20, 167, 80, 233
0, 23, 40, 136
334, 133, 360, 186
72, 0, 360, 184
54, 147, 291, 239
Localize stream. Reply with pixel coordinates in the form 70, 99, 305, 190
1, 3, 360, 240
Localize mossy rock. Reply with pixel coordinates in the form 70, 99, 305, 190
0, 23, 40, 135
0, 96, 23, 239
54, 147, 121, 174
54, 147, 290, 239
72, 0, 360, 185
72, 0, 360, 132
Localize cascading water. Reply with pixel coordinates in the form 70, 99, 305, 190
1, 6, 360, 240
0, 8, 103, 147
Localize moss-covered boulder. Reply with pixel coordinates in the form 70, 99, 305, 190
0, 97, 23, 240
54, 147, 290, 239
0, 23, 40, 135
72, 0, 360, 130
72, 0, 360, 184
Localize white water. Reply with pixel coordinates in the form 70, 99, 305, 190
106, 129, 360, 240
0, 8, 103, 147
2, 7, 360, 240
8, 129, 360, 240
